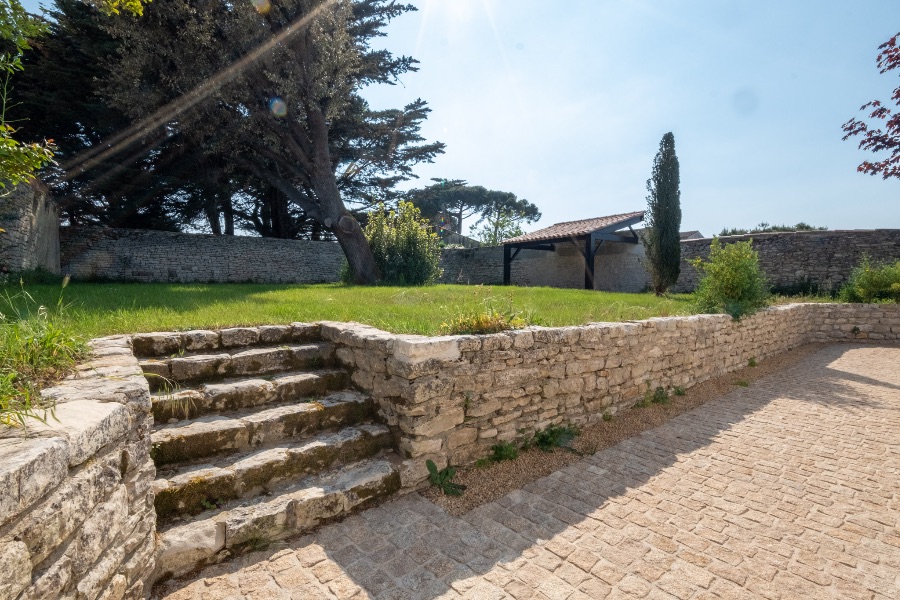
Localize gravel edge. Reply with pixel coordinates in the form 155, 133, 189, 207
421, 343, 826, 516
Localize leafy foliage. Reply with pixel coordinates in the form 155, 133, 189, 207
838, 256, 900, 303
0, 280, 87, 427
644, 132, 682, 295
719, 222, 827, 236
426, 459, 466, 496
691, 238, 770, 319
526, 424, 579, 452
842, 32, 900, 179
363, 201, 442, 285
100, 0, 443, 283
406, 179, 540, 240
489, 441, 519, 463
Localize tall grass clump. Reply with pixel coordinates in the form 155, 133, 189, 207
839, 256, 900, 303
362, 201, 443, 285
0, 279, 87, 427
691, 238, 770, 319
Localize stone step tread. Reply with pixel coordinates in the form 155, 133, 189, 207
153, 425, 393, 521
151, 369, 350, 422
141, 342, 336, 386
132, 324, 322, 357
155, 455, 402, 582
150, 390, 375, 467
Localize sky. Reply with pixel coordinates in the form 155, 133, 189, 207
357, 0, 899, 237
19, 0, 900, 237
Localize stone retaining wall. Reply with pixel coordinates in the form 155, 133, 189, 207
0, 337, 156, 600
0, 182, 60, 274
674, 229, 900, 293
321, 303, 900, 488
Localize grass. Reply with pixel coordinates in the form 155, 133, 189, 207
0, 282, 88, 426
2, 282, 698, 338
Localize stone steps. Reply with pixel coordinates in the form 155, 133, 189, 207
153, 424, 393, 522
151, 390, 376, 467
155, 456, 402, 582
151, 368, 349, 422
141, 342, 336, 390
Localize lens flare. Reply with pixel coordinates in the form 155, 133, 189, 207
268, 97, 287, 117
252, 0, 271, 14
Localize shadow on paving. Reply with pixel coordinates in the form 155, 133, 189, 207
157, 343, 899, 599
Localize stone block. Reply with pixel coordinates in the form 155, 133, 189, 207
69, 486, 129, 576
76, 544, 124, 600
220, 327, 260, 348
183, 330, 219, 352
393, 336, 460, 364
402, 407, 465, 438
447, 427, 478, 450
22, 555, 72, 600
0, 541, 31, 600
130, 333, 182, 357
29, 401, 132, 468
258, 325, 293, 344
399, 437, 443, 458
155, 520, 226, 581
0, 437, 68, 528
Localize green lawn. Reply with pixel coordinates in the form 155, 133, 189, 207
6, 282, 701, 338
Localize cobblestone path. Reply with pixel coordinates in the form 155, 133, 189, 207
156, 344, 900, 599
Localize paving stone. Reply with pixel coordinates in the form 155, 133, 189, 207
156, 345, 900, 600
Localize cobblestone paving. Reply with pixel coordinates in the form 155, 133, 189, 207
157, 344, 900, 599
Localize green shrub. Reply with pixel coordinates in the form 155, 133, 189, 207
364, 202, 442, 285
839, 257, 900, 303
490, 441, 519, 462
691, 238, 770, 319
526, 424, 579, 452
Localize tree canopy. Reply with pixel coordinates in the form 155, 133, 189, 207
405, 179, 540, 240
644, 132, 682, 295
842, 32, 900, 179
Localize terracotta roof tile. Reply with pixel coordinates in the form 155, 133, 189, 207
504, 211, 645, 245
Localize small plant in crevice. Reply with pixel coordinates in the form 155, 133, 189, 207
673, 386, 686, 396
748, 357, 758, 368
650, 386, 669, 404
474, 457, 492, 469
200, 498, 223, 511
735, 380, 749, 387
526, 424, 580, 453
602, 411, 613, 422
426, 459, 466, 496
490, 441, 519, 463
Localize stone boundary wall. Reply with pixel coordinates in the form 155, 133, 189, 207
0, 182, 60, 274
321, 303, 900, 488
674, 229, 900, 293
0, 336, 156, 600
60, 226, 345, 283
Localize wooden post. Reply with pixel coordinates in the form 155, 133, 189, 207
584, 236, 595, 290
503, 244, 512, 285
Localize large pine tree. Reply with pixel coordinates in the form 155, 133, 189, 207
644, 132, 682, 295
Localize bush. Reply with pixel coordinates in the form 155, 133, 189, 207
440, 304, 528, 335
839, 257, 900, 303
691, 238, 769, 319
363, 202, 442, 285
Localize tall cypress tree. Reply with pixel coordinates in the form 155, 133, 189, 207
644, 132, 682, 295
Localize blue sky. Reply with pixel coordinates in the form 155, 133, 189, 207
21, 0, 900, 236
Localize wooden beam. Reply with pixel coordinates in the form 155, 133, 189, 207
503, 244, 511, 285
594, 232, 639, 244
584, 235, 595, 290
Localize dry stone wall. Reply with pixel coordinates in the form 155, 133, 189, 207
0, 182, 60, 274
321, 303, 900, 488
675, 229, 900, 293
0, 336, 156, 600
60, 226, 345, 283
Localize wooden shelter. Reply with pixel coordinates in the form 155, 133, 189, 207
502, 211, 645, 289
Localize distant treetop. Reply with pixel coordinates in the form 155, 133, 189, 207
718, 222, 827, 236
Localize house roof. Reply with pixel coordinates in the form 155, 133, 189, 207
504, 210, 645, 245
679, 230, 704, 240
